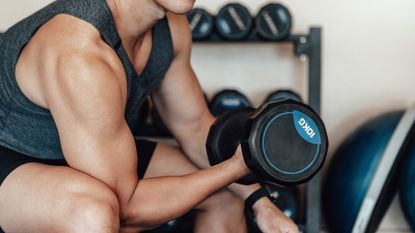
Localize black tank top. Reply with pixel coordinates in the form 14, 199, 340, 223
0, 0, 174, 160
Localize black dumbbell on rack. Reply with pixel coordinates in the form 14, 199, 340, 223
264, 90, 302, 103
187, 8, 214, 41
255, 3, 293, 41
215, 3, 253, 41
188, 2, 293, 42
209, 89, 252, 117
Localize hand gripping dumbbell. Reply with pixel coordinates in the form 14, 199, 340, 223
206, 99, 328, 186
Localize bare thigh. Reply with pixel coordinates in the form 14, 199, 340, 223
0, 163, 118, 233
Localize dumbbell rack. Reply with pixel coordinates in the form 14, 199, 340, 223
193, 27, 323, 233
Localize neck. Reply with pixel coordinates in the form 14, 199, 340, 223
107, 0, 165, 50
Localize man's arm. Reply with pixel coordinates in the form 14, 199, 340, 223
39, 20, 249, 229
152, 13, 264, 199
152, 13, 299, 232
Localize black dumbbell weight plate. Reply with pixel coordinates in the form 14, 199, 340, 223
210, 89, 251, 116
207, 107, 258, 184
187, 8, 214, 41
256, 3, 292, 41
242, 100, 328, 186
265, 90, 302, 103
216, 3, 253, 40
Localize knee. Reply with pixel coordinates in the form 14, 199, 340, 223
62, 181, 120, 232
69, 198, 119, 232
66, 193, 120, 232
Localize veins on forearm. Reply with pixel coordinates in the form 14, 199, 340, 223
178, 114, 214, 168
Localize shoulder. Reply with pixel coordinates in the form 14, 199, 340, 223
166, 13, 192, 56
34, 14, 124, 78
33, 14, 125, 92
28, 15, 127, 108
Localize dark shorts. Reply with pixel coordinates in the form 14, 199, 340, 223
0, 139, 157, 186
0, 139, 157, 233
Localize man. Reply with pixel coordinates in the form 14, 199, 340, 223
0, 0, 299, 232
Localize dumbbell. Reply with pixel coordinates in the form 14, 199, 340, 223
206, 99, 328, 186
265, 90, 302, 103
246, 185, 299, 232
255, 3, 292, 41
187, 8, 214, 41
215, 3, 253, 41
209, 89, 252, 117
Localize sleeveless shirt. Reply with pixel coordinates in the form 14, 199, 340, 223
0, 0, 174, 160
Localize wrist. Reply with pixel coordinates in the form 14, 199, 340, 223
245, 186, 273, 213
251, 194, 274, 213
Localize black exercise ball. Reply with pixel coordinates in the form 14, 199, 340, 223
323, 110, 411, 233
399, 136, 415, 231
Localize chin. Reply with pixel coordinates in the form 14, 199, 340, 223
158, 0, 195, 14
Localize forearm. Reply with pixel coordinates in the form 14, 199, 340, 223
174, 112, 215, 168
174, 113, 264, 200
123, 156, 248, 228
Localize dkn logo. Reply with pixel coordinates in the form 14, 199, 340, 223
298, 118, 316, 138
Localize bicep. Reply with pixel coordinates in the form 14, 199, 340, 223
46, 53, 138, 187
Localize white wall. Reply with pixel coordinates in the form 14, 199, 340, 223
1, 0, 415, 232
